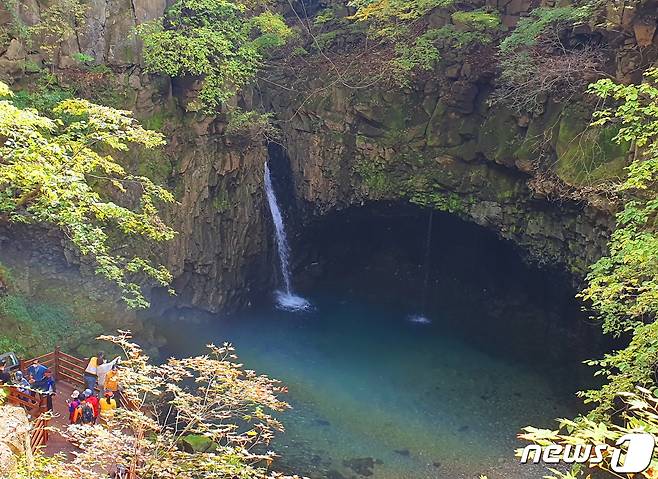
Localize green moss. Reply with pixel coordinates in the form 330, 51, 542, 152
426, 103, 480, 149
479, 108, 523, 163
135, 148, 173, 184
0, 262, 114, 357
0, 293, 104, 357
555, 105, 629, 186
212, 190, 231, 213
11, 80, 73, 112
141, 111, 169, 131
354, 158, 396, 197
514, 101, 563, 164
403, 173, 469, 214
409, 190, 466, 214
0, 262, 14, 285
380, 128, 413, 147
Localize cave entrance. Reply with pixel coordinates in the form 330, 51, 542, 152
159, 200, 605, 479
293, 201, 601, 365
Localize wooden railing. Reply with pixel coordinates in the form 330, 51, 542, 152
30, 415, 49, 451
9, 347, 135, 453
5, 386, 50, 453
6, 386, 44, 414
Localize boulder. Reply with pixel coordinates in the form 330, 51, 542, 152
4, 39, 25, 61
0, 405, 31, 473
633, 17, 657, 47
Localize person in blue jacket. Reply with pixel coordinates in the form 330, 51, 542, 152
33, 368, 56, 411
27, 359, 47, 384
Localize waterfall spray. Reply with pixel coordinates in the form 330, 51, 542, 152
264, 161, 311, 311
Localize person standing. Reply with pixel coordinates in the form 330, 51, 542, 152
104, 365, 120, 404
27, 359, 47, 384
0, 361, 10, 384
97, 356, 120, 396
34, 369, 56, 411
83, 351, 105, 392
80, 396, 95, 425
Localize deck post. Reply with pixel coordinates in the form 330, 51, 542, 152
54, 346, 61, 380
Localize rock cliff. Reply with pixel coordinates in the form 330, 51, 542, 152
0, 0, 656, 315
0, 405, 30, 473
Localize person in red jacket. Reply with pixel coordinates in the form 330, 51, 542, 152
83, 388, 100, 424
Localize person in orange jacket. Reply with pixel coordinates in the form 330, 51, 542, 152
100, 390, 118, 419
104, 365, 120, 399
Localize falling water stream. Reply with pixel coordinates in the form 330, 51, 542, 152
264, 161, 310, 311
409, 210, 433, 325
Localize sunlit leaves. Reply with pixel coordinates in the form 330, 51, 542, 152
520, 388, 658, 479
55, 331, 297, 479
348, 0, 455, 26
498, 5, 590, 54
138, 0, 292, 113
347, 0, 500, 83
0, 81, 175, 308
571, 68, 658, 418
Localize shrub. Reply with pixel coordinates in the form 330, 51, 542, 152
493, 3, 604, 114
499, 5, 590, 54
492, 47, 605, 115
28, 0, 87, 66
12, 331, 301, 479
138, 0, 293, 113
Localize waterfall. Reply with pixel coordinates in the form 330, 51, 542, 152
409, 210, 433, 324
264, 161, 310, 311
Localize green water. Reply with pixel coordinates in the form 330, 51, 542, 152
159, 291, 587, 479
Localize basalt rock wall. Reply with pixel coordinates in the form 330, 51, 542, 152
0, 0, 656, 313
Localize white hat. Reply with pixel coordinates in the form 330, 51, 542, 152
71, 390, 80, 399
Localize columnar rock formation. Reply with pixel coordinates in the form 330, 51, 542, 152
0, 0, 657, 313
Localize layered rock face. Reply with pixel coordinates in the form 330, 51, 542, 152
0, 405, 30, 473
0, 0, 274, 312
265, 79, 615, 275
161, 121, 272, 312
0, 0, 656, 312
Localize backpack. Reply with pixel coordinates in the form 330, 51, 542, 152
81, 402, 95, 424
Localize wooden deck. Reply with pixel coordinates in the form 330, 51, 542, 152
43, 380, 78, 456
7, 348, 131, 456
4, 348, 141, 478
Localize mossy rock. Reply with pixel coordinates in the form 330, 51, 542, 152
555, 105, 629, 186
514, 101, 563, 164
211, 189, 231, 213
478, 107, 523, 166
426, 104, 479, 148
353, 90, 418, 132
134, 147, 174, 184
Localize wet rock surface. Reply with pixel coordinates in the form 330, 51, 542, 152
342, 457, 383, 477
